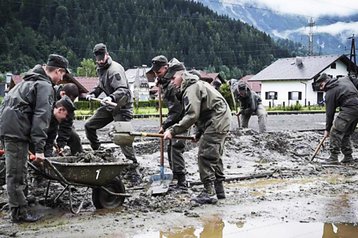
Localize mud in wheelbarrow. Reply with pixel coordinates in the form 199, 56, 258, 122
28, 157, 132, 214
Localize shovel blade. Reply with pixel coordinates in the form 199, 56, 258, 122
147, 172, 173, 195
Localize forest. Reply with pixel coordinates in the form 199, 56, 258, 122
0, 0, 305, 78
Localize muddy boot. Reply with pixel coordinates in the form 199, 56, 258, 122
341, 154, 354, 164
214, 180, 226, 199
322, 154, 339, 164
191, 182, 218, 205
175, 174, 188, 190
10, 207, 41, 223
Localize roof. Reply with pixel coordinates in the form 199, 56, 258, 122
75, 77, 98, 93
240, 75, 261, 92
250, 54, 354, 81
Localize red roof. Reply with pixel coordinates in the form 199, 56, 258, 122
74, 76, 98, 93
240, 75, 261, 93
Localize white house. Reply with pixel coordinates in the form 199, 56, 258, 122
249, 55, 358, 107
125, 66, 152, 101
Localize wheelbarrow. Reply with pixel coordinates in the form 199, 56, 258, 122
28, 157, 132, 214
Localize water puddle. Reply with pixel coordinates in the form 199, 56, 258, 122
134, 216, 358, 238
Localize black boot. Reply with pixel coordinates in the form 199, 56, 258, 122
214, 180, 226, 199
10, 207, 41, 223
191, 182, 218, 205
176, 174, 188, 189
341, 154, 354, 164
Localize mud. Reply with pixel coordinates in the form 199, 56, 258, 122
1, 115, 358, 237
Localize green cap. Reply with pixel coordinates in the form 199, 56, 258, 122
164, 58, 185, 79
93, 43, 108, 60
47, 54, 70, 73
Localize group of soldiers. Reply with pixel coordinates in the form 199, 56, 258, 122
1, 42, 356, 223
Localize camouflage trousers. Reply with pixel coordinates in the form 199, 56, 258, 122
85, 106, 136, 161
197, 132, 227, 184
4, 139, 29, 209
330, 111, 358, 158
241, 104, 267, 133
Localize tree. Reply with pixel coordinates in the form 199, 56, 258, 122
76, 58, 96, 77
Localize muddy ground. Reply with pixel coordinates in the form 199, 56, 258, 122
1, 114, 358, 237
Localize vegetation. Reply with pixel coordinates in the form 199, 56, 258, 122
0, 0, 303, 79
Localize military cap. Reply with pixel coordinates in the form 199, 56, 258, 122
57, 95, 76, 114
148, 55, 168, 73
316, 73, 330, 83
47, 54, 70, 73
93, 43, 108, 61
164, 58, 185, 79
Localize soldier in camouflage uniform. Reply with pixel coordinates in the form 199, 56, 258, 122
315, 73, 358, 164
234, 81, 267, 133
0, 54, 71, 222
85, 43, 137, 163
163, 67, 231, 204
147, 55, 187, 188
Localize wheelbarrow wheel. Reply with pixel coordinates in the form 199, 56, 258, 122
92, 176, 125, 209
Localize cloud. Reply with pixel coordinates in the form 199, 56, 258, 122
272, 21, 358, 42
220, 0, 358, 18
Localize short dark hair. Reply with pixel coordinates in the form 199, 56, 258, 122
61, 83, 79, 101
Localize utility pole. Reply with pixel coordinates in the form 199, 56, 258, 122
348, 34, 357, 77
307, 17, 315, 56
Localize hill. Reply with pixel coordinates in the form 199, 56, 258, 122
0, 0, 300, 77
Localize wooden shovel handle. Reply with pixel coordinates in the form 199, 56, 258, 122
130, 132, 194, 140
310, 135, 328, 161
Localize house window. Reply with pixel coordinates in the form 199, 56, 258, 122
330, 63, 336, 69
288, 91, 302, 100
265, 91, 277, 100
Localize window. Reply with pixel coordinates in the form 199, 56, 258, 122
288, 91, 302, 100
265, 91, 277, 100
330, 63, 336, 69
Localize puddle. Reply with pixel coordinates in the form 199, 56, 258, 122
134, 216, 358, 238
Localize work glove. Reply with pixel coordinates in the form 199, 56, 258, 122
101, 96, 113, 106
86, 94, 95, 101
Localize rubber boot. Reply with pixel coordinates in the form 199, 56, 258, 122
176, 174, 188, 189
341, 154, 354, 164
322, 153, 339, 164
10, 207, 41, 223
214, 180, 226, 199
191, 182, 218, 205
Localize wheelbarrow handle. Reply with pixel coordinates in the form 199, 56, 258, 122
90, 97, 118, 107
130, 132, 194, 140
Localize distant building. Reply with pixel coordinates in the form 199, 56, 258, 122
250, 54, 358, 107
126, 66, 151, 101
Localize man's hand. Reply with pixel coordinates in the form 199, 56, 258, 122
33, 153, 45, 168
163, 130, 173, 140
86, 94, 95, 101
158, 127, 164, 134
236, 112, 241, 117
101, 96, 113, 106
324, 130, 330, 138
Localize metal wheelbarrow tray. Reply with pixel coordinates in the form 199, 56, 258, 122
28, 157, 132, 214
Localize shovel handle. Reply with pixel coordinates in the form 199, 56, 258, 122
310, 135, 328, 161
130, 132, 194, 140
91, 97, 118, 107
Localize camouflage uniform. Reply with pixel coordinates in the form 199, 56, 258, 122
234, 82, 267, 133
169, 72, 231, 202
322, 76, 358, 162
85, 57, 136, 162
0, 65, 54, 221
158, 78, 186, 181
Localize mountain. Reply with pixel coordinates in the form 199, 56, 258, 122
195, 0, 357, 55
0, 0, 300, 77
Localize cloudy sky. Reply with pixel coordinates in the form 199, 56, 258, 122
221, 0, 358, 17
220, 0, 358, 38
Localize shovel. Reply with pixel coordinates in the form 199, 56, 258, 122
148, 86, 173, 195
310, 134, 328, 161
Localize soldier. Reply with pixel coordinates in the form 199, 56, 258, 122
147, 56, 187, 188
234, 81, 267, 133
85, 43, 137, 163
0, 54, 70, 222
315, 73, 358, 164
163, 67, 231, 204
44, 83, 83, 157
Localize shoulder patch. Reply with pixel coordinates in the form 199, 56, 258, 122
183, 96, 189, 106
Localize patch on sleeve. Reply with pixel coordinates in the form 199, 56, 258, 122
183, 96, 189, 107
